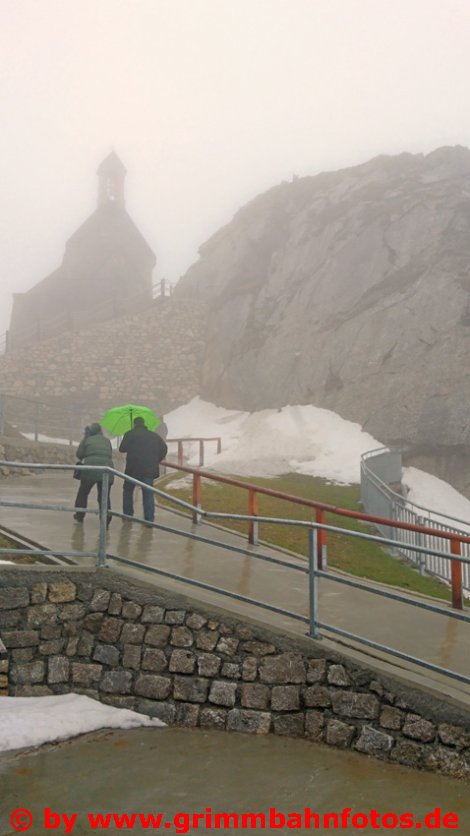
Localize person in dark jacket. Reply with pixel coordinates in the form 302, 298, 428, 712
119, 416, 168, 523
73, 423, 113, 525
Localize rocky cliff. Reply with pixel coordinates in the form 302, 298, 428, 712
175, 147, 470, 489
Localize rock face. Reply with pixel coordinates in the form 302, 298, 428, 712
175, 146, 470, 459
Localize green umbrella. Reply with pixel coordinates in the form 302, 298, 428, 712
100, 404, 160, 436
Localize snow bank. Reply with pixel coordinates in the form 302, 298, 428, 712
166, 398, 470, 523
167, 398, 379, 483
0, 693, 164, 753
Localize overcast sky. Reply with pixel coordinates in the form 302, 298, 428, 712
1, 0, 470, 334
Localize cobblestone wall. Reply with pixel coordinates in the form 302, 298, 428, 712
0, 298, 207, 414
0, 568, 469, 780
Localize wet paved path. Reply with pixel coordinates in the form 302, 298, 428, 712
0, 472, 469, 705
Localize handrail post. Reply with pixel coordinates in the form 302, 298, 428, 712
177, 440, 183, 466
217, 437, 222, 454
308, 527, 319, 638
450, 538, 463, 610
192, 473, 202, 525
248, 489, 258, 545
98, 471, 109, 568
199, 439, 204, 467
316, 508, 326, 570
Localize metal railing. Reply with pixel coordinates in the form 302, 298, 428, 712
166, 437, 222, 467
0, 460, 469, 689
361, 447, 470, 593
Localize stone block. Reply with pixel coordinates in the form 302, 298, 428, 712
200, 708, 227, 729
327, 664, 350, 687
259, 653, 306, 685
186, 613, 207, 630
48, 656, 70, 684
165, 609, 186, 625
122, 645, 142, 671
40, 624, 62, 640
355, 725, 394, 756
40, 639, 66, 656
305, 710, 325, 741
236, 626, 254, 640
89, 589, 111, 612
173, 676, 209, 703
438, 723, 470, 749
271, 685, 300, 711
2, 630, 39, 648
369, 680, 384, 697
218, 623, 233, 636
58, 602, 86, 621
241, 657, 257, 681
136, 700, 176, 724
101, 670, 133, 694
0, 674, 8, 689
141, 605, 165, 623
0, 588, 29, 610
11, 660, 45, 685
11, 648, 34, 663
108, 593, 123, 616
303, 685, 331, 708
98, 617, 122, 643
66, 637, 79, 657
121, 623, 145, 645
195, 629, 219, 651
402, 714, 436, 743
77, 632, 95, 657
242, 640, 276, 656
121, 601, 142, 620
76, 582, 94, 602
325, 719, 355, 749
93, 644, 120, 667
227, 709, 271, 734
142, 649, 168, 673
273, 713, 305, 737
240, 683, 270, 710
331, 692, 379, 720
0, 610, 22, 628
216, 637, 239, 657
424, 746, 470, 780
31, 582, 47, 604
14, 685, 53, 697
175, 703, 200, 727
72, 663, 103, 687
197, 653, 221, 677
169, 650, 195, 674
83, 612, 104, 634
145, 625, 170, 648
135, 674, 171, 700
27, 604, 58, 628
379, 707, 403, 731
170, 627, 194, 648
221, 662, 240, 679
390, 741, 425, 768
209, 680, 237, 707
101, 694, 136, 710
48, 582, 76, 603
306, 659, 327, 684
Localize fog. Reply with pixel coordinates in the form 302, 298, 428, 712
1, 0, 470, 335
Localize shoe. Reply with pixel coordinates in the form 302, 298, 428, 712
73, 514, 84, 523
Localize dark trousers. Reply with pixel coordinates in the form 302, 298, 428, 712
74, 478, 111, 523
123, 476, 155, 522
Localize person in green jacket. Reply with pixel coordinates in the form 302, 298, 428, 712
73, 423, 113, 525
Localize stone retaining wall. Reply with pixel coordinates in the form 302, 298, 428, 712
0, 437, 78, 477
0, 567, 469, 780
0, 297, 207, 414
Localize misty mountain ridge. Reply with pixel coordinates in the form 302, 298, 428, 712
175, 145, 470, 494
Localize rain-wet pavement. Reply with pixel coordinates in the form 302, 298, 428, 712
0, 472, 469, 705
1, 727, 469, 835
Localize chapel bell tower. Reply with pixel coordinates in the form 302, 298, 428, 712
97, 151, 126, 209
